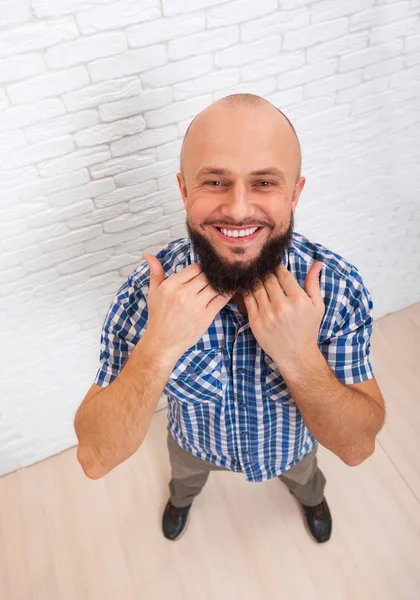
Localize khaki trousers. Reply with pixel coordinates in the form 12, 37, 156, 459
167, 429, 326, 508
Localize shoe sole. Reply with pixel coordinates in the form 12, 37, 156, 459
164, 510, 190, 542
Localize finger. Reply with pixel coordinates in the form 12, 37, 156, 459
243, 292, 258, 317
252, 281, 270, 311
275, 263, 306, 298
263, 273, 286, 303
207, 290, 235, 315
145, 254, 165, 293
168, 263, 203, 285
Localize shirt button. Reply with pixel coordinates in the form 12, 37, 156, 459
241, 431, 248, 436
237, 368, 246, 375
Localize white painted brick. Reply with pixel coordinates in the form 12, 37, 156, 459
0, 0, 31, 28
284, 95, 337, 121
110, 125, 178, 157
0, 99, 65, 133
88, 45, 167, 83
156, 140, 182, 162
38, 146, 111, 177
283, 18, 348, 51
25, 243, 85, 273
404, 34, 420, 53
363, 56, 406, 80
0, 88, 9, 110
63, 77, 141, 112
7, 67, 90, 105
370, 17, 419, 45
99, 88, 173, 122
127, 13, 205, 48
18, 169, 89, 200
206, 0, 277, 27
241, 8, 309, 42
25, 109, 99, 143
388, 64, 420, 88
0, 130, 27, 155
77, 0, 161, 34
339, 40, 404, 72
157, 173, 179, 190
241, 51, 305, 82
212, 77, 277, 102
214, 37, 281, 68
130, 187, 180, 213
74, 115, 146, 148
336, 76, 389, 103
349, 2, 410, 31
0, 165, 38, 189
144, 94, 212, 128
277, 58, 337, 89
141, 54, 212, 87
311, 0, 375, 23
28, 198, 93, 228
0, 53, 45, 85
114, 158, 177, 187
141, 211, 183, 236
39, 224, 103, 253
278, 0, 316, 7
172, 68, 240, 101
304, 69, 363, 98
103, 208, 163, 233
306, 31, 370, 64
265, 87, 305, 109
32, 0, 115, 17
168, 26, 239, 61
45, 33, 127, 69
351, 81, 420, 114
162, 0, 225, 17
49, 178, 115, 207
89, 152, 155, 179
0, 17, 78, 58
0, 266, 26, 285
405, 52, 420, 67
0, 136, 75, 170
94, 181, 157, 208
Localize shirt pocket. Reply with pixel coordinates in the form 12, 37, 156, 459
165, 347, 225, 403
264, 354, 294, 405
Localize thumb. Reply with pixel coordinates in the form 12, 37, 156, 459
144, 254, 164, 293
305, 261, 324, 309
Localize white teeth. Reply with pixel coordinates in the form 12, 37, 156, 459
220, 227, 258, 238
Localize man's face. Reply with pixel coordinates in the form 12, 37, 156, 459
177, 104, 305, 296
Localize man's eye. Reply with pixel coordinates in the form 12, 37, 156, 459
257, 181, 273, 186
205, 180, 224, 186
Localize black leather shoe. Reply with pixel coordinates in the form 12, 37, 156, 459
162, 499, 192, 541
290, 491, 332, 543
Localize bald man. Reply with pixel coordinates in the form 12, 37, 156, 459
75, 94, 385, 546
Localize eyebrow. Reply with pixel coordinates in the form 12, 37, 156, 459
195, 166, 287, 184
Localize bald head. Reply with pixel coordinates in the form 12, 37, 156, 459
179, 93, 302, 185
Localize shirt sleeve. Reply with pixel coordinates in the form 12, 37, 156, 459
93, 275, 148, 388
319, 267, 375, 385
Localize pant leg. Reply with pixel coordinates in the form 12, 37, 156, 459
166, 430, 228, 508
278, 444, 326, 507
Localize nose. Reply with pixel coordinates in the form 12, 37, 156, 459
219, 181, 256, 224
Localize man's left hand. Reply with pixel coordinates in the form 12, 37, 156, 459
243, 261, 326, 370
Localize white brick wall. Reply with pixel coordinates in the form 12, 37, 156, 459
1, 0, 419, 477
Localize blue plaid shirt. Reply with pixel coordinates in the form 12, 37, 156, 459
94, 232, 375, 482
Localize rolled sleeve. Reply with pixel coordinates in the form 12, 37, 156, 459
320, 268, 375, 385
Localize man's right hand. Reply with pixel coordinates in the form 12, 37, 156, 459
143, 254, 233, 360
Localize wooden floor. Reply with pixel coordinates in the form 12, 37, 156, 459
1, 303, 420, 600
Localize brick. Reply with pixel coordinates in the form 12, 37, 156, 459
241, 51, 305, 82
0, 0, 31, 28
7, 66, 90, 105
103, 208, 163, 233
141, 54, 212, 87
351, 81, 420, 114
339, 40, 403, 72
0, 53, 45, 85
45, 32, 127, 69
25, 109, 99, 143
0, 135, 75, 170
168, 26, 239, 61
284, 95, 336, 121
265, 87, 304, 109
63, 77, 141, 112
0, 165, 38, 189
49, 178, 115, 207
114, 158, 177, 187
306, 31, 369, 64
0, 88, 9, 110
110, 125, 178, 157
336, 76, 389, 103
0, 17, 78, 58
156, 140, 182, 161
370, 17, 419, 45
283, 18, 348, 51
32, 0, 115, 17
311, 0, 375, 23
94, 181, 157, 208
0, 99, 65, 133
172, 68, 240, 101
89, 151, 155, 180
25, 242, 86, 273
212, 77, 277, 102
206, 0, 277, 27
0, 130, 27, 155
17, 169, 89, 200
349, 2, 410, 30
99, 87, 173, 122
278, 0, 316, 6
404, 34, 420, 54
161, 0, 225, 17
405, 52, 420, 67
88, 45, 167, 83
38, 146, 111, 177
144, 94, 213, 128
241, 8, 309, 42
127, 13, 205, 48
214, 37, 281, 68
277, 58, 337, 89
363, 56, 405, 80
130, 188, 180, 213
388, 65, 420, 88
77, 0, 161, 34
74, 115, 146, 147
305, 69, 363, 98
39, 224, 103, 253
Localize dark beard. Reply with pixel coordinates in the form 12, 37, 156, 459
186, 212, 294, 296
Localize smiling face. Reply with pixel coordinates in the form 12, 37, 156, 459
176, 99, 306, 296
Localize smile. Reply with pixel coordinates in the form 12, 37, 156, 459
212, 225, 264, 244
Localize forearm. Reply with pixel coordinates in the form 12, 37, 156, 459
75, 331, 177, 479
278, 348, 385, 465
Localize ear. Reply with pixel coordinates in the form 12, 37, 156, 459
176, 171, 188, 209
291, 176, 305, 213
